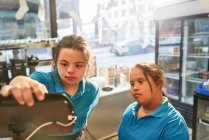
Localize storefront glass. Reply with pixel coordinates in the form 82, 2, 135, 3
0, 0, 51, 40
0, 0, 155, 84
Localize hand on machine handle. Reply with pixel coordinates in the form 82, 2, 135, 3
0, 75, 48, 106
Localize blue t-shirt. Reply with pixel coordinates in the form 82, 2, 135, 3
118, 97, 189, 140
29, 70, 100, 136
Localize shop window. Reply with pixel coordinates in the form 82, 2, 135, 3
0, 0, 155, 82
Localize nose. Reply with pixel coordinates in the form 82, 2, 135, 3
67, 65, 75, 73
132, 83, 140, 91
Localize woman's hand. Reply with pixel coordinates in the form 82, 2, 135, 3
0, 76, 48, 106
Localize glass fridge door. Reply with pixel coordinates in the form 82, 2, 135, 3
181, 17, 209, 105
158, 20, 181, 100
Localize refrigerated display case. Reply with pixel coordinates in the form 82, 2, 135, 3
156, 14, 209, 127
182, 18, 209, 105
157, 20, 182, 101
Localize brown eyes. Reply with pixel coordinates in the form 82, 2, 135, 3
138, 80, 145, 84
61, 63, 68, 67
75, 64, 84, 68
130, 79, 145, 87
60, 63, 84, 68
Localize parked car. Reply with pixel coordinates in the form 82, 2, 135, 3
109, 39, 154, 56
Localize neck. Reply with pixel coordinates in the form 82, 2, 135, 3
145, 96, 164, 110
137, 96, 164, 118
63, 83, 79, 97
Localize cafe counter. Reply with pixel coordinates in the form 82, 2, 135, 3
83, 85, 134, 140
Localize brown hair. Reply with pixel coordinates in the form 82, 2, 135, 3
131, 61, 167, 93
53, 34, 92, 68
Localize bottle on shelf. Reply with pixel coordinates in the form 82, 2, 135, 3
120, 73, 127, 86
113, 65, 118, 87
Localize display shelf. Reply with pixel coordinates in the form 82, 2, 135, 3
37, 60, 53, 66
159, 43, 180, 46
0, 38, 59, 49
187, 54, 209, 58
0, 42, 56, 49
186, 78, 205, 83
165, 73, 179, 80
0, 38, 58, 86
167, 94, 178, 100
189, 33, 209, 37
159, 53, 180, 57
159, 35, 181, 38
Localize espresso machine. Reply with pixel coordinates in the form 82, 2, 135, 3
27, 55, 39, 74
9, 49, 27, 78
0, 51, 9, 88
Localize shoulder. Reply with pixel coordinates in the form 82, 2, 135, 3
29, 71, 52, 83
119, 102, 138, 123
167, 102, 185, 121
162, 99, 187, 124
123, 102, 138, 116
81, 79, 100, 107
162, 102, 189, 139
80, 79, 100, 101
127, 102, 137, 109
29, 71, 49, 79
85, 78, 100, 92
166, 105, 187, 126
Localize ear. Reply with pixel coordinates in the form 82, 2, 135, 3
52, 61, 56, 69
84, 65, 90, 77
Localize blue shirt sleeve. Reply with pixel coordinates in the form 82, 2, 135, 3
29, 71, 56, 92
163, 115, 190, 140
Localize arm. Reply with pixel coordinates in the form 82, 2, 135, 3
0, 75, 48, 106
163, 119, 190, 140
